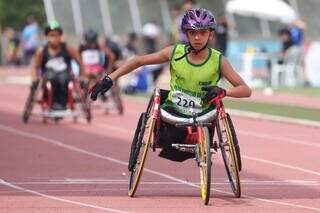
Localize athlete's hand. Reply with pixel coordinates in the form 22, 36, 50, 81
201, 85, 226, 104
90, 76, 113, 101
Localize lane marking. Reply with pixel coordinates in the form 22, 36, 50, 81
73, 122, 320, 177
243, 156, 320, 176
239, 130, 320, 148
0, 179, 131, 213
93, 121, 320, 149
2, 179, 319, 186
1, 124, 320, 211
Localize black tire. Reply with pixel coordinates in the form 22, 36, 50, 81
216, 113, 241, 198
110, 84, 124, 115
128, 114, 155, 197
22, 86, 37, 124
226, 113, 242, 171
128, 113, 147, 172
76, 83, 91, 123
199, 127, 212, 205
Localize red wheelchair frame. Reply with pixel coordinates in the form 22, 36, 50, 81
127, 87, 241, 205
22, 75, 91, 124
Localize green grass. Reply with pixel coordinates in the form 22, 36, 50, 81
253, 87, 320, 97
126, 92, 320, 122
275, 87, 320, 97
224, 99, 320, 122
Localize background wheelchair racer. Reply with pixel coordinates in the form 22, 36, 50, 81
30, 21, 86, 111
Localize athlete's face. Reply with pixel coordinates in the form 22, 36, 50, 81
47, 31, 62, 48
186, 29, 214, 50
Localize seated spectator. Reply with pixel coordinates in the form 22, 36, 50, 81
278, 27, 294, 64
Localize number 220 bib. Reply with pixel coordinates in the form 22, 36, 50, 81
171, 91, 202, 114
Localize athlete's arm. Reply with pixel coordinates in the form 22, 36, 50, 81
108, 46, 172, 81
220, 56, 252, 98
30, 48, 43, 82
67, 45, 85, 77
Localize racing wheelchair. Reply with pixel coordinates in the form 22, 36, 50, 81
128, 88, 241, 205
22, 73, 91, 124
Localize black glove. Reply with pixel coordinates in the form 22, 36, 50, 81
90, 76, 113, 101
201, 85, 226, 104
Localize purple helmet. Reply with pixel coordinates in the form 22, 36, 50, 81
181, 8, 216, 32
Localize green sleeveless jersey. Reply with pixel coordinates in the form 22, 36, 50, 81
163, 44, 222, 116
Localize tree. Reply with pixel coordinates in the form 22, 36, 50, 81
0, 0, 46, 30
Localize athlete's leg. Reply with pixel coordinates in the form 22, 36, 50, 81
157, 120, 195, 162
56, 71, 72, 108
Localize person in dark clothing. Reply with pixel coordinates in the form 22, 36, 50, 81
79, 29, 114, 87
125, 32, 139, 56
278, 27, 294, 64
105, 37, 122, 70
104, 36, 124, 114
7, 28, 22, 65
31, 21, 85, 110
215, 16, 228, 56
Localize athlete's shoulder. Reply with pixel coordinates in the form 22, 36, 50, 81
210, 47, 222, 55
170, 43, 186, 60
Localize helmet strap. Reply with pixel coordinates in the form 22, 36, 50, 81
174, 40, 209, 61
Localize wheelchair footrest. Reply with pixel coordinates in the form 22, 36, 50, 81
171, 144, 196, 153
42, 110, 80, 118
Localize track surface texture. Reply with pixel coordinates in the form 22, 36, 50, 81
1, 69, 320, 213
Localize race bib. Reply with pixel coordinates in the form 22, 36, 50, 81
171, 91, 202, 114
45, 57, 67, 72
82, 50, 101, 65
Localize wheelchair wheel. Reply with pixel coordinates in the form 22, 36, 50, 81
226, 113, 242, 171
22, 93, 34, 123
83, 103, 91, 123
198, 127, 212, 205
216, 113, 241, 198
128, 113, 155, 197
22, 85, 38, 124
75, 82, 91, 123
111, 85, 124, 115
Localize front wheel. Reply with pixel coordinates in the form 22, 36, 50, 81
22, 86, 38, 124
216, 113, 241, 198
128, 114, 155, 197
198, 127, 212, 205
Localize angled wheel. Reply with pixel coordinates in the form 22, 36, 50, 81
75, 81, 91, 123
128, 115, 155, 197
216, 113, 241, 198
22, 93, 33, 123
111, 85, 124, 115
198, 127, 212, 205
128, 110, 155, 197
22, 82, 39, 124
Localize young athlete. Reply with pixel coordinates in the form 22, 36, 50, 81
90, 8, 251, 161
79, 29, 114, 87
31, 21, 85, 110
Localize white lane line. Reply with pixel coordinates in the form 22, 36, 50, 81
1, 124, 320, 211
0, 179, 131, 213
239, 130, 320, 148
70, 122, 320, 177
96, 122, 320, 149
243, 156, 320, 176
142, 168, 320, 212
4, 180, 319, 186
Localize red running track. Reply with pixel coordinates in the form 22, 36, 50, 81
0, 81, 320, 213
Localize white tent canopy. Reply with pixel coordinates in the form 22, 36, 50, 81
226, 0, 297, 23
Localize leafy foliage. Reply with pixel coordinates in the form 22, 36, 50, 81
0, 0, 46, 30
